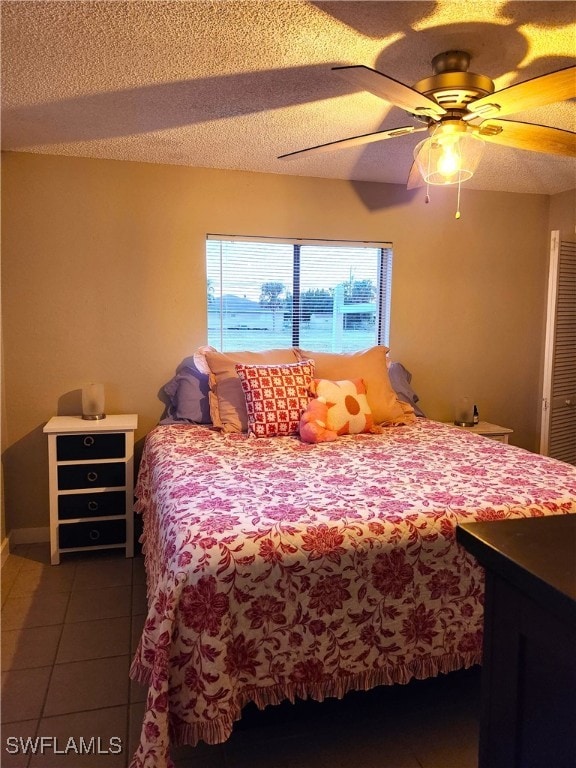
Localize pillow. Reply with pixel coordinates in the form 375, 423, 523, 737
160, 357, 211, 424
198, 347, 298, 433
299, 396, 338, 443
295, 346, 416, 426
311, 378, 374, 435
235, 360, 315, 437
387, 361, 426, 418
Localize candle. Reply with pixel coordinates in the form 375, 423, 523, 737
82, 382, 106, 420
454, 396, 474, 427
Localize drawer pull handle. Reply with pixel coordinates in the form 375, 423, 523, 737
83, 436, 95, 447
89, 529, 101, 541
87, 500, 99, 512
87, 471, 98, 483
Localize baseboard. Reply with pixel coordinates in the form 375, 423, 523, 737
9, 526, 50, 547
1, 534, 11, 568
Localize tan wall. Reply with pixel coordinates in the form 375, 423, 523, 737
548, 188, 576, 241
1, 151, 555, 534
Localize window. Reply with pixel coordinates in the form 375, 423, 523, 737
206, 235, 392, 353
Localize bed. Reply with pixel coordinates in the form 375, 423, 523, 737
129, 417, 576, 768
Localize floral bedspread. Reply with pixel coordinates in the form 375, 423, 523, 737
129, 420, 576, 767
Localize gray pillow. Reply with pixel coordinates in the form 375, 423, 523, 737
388, 362, 426, 418
161, 357, 212, 424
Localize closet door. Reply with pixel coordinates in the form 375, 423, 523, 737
540, 232, 576, 465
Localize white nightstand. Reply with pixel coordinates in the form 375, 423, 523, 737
43, 414, 138, 565
443, 420, 513, 444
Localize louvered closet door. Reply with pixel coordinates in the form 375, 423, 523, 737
540, 233, 576, 465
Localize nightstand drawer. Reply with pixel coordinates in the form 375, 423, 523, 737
58, 491, 126, 519
56, 433, 125, 461
58, 462, 125, 490
59, 519, 126, 549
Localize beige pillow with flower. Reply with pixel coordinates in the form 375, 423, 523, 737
311, 378, 374, 435
296, 346, 416, 426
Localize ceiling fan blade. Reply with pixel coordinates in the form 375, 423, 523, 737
333, 65, 446, 120
466, 65, 576, 121
278, 125, 426, 159
476, 119, 576, 157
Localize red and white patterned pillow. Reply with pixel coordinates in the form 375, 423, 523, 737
235, 360, 315, 437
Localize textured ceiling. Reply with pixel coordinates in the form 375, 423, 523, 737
2, 0, 575, 194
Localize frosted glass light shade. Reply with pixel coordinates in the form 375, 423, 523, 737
82, 382, 106, 420
413, 132, 485, 186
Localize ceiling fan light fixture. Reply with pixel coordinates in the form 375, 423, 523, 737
413, 129, 485, 185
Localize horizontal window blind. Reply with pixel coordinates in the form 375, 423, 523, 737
206, 236, 393, 353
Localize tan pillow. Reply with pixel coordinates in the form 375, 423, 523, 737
200, 347, 298, 432
295, 346, 416, 426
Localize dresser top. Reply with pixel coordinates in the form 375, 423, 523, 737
43, 414, 138, 433
457, 515, 576, 621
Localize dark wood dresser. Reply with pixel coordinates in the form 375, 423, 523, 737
457, 514, 576, 768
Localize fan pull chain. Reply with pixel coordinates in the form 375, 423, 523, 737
425, 136, 433, 204
455, 173, 462, 219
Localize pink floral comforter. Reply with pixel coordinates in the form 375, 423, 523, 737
129, 420, 576, 767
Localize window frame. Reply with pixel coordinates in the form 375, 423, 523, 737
206, 234, 393, 352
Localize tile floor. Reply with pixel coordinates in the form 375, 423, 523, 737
1, 544, 480, 768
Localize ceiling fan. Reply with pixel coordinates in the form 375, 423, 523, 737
278, 51, 576, 190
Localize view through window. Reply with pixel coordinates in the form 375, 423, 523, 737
206, 236, 393, 353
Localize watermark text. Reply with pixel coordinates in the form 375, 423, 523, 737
5, 736, 123, 756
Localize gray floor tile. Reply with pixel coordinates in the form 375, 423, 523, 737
128, 700, 146, 764
65, 585, 131, 623
2, 625, 62, 671
56, 616, 131, 663
131, 582, 147, 614
224, 729, 326, 768
314, 724, 422, 768
1, 592, 70, 631
43, 655, 130, 717
73, 556, 133, 591
2, 548, 37, 606
19, 543, 52, 568
9, 564, 76, 598
1, 666, 52, 723
0, 719, 38, 768
2, 552, 27, 579
172, 742, 227, 768
129, 676, 148, 705
30, 706, 128, 768
131, 556, 146, 585
130, 613, 146, 655
408, 713, 479, 768
2, 568, 19, 606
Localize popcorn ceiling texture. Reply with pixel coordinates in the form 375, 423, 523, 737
1, 0, 574, 194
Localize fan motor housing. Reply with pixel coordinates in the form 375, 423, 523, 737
414, 71, 495, 110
